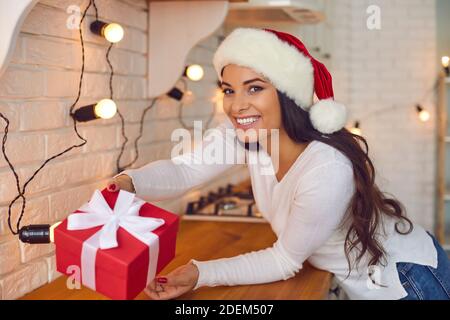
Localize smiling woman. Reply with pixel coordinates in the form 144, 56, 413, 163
222, 80, 264, 129
108, 27, 450, 300
219, 65, 282, 145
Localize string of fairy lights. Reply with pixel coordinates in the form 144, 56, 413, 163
347, 56, 450, 136
0, 0, 221, 243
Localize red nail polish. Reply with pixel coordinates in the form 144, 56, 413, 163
157, 277, 167, 283
109, 184, 116, 191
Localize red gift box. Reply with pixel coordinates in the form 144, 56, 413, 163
54, 188, 179, 300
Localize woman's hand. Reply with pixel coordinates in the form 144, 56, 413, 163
106, 174, 135, 193
144, 261, 200, 300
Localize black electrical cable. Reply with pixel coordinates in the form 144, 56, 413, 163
356, 77, 439, 123
108, 40, 160, 172
0, 0, 216, 236
116, 98, 158, 172
0, 0, 97, 235
177, 77, 217, 131
92, 0, 99, 21
104, 41, 128, 173
98, 5, 161, 173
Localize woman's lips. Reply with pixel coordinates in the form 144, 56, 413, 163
234, 116, 261, 130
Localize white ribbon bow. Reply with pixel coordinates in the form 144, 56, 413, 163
66, 189, 165, 290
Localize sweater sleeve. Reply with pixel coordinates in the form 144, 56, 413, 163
112, 119, 242, 202
190, 161, 355, 290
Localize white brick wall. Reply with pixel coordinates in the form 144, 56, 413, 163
0, 0, 245, 299
328, 0, 437, 231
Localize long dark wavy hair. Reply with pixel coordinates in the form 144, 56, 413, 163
243, 89, 414, 277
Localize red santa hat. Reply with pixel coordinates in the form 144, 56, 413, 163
213, 27, 347, 134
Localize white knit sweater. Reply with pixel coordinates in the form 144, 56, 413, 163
114, 118, 437, 300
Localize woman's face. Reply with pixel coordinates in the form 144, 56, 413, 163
221, 64, 282, 143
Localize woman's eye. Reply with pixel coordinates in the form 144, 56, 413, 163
222, 86, 263, 96
249, 86, 263, 93
222, 88, 233, 95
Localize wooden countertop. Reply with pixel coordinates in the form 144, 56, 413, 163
21, 219, 332, 300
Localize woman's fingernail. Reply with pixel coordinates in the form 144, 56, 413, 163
108, 183, 116, 191
157, 277, 167, 283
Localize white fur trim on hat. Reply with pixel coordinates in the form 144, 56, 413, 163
309, 98, 348, 134
213, 28, 314, 109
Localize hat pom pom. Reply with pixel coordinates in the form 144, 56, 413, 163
309, 98, 347, 134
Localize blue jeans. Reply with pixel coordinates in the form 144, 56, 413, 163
396, 231, 450, 300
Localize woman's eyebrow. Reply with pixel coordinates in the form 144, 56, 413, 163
221, 78, 267, 87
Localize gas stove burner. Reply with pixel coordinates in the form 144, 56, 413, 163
219, 199, 238, 211
184, 182, 264, 223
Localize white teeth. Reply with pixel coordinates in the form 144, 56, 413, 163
236, 116, 260, 125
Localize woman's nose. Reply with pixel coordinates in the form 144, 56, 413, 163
230, 95, 250, 114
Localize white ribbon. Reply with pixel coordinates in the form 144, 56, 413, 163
67, 189, 165, 291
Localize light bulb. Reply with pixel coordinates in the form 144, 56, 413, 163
185, 64, 204, 81
212, 87, 224, 110
94, 99, 117, 119
350, 127, 361, 136
416, 105, 430, 122
182, 90, 196, 105
19, 221, 62, 244
49, 221, 62, 243
167, 87, 184, 101
72, 99, 117, 122
103, 23, 124, 43
90, 20, 124, 43
418, 110, 430, 122
349, 121, 361, 136
442, 56, 450, 76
